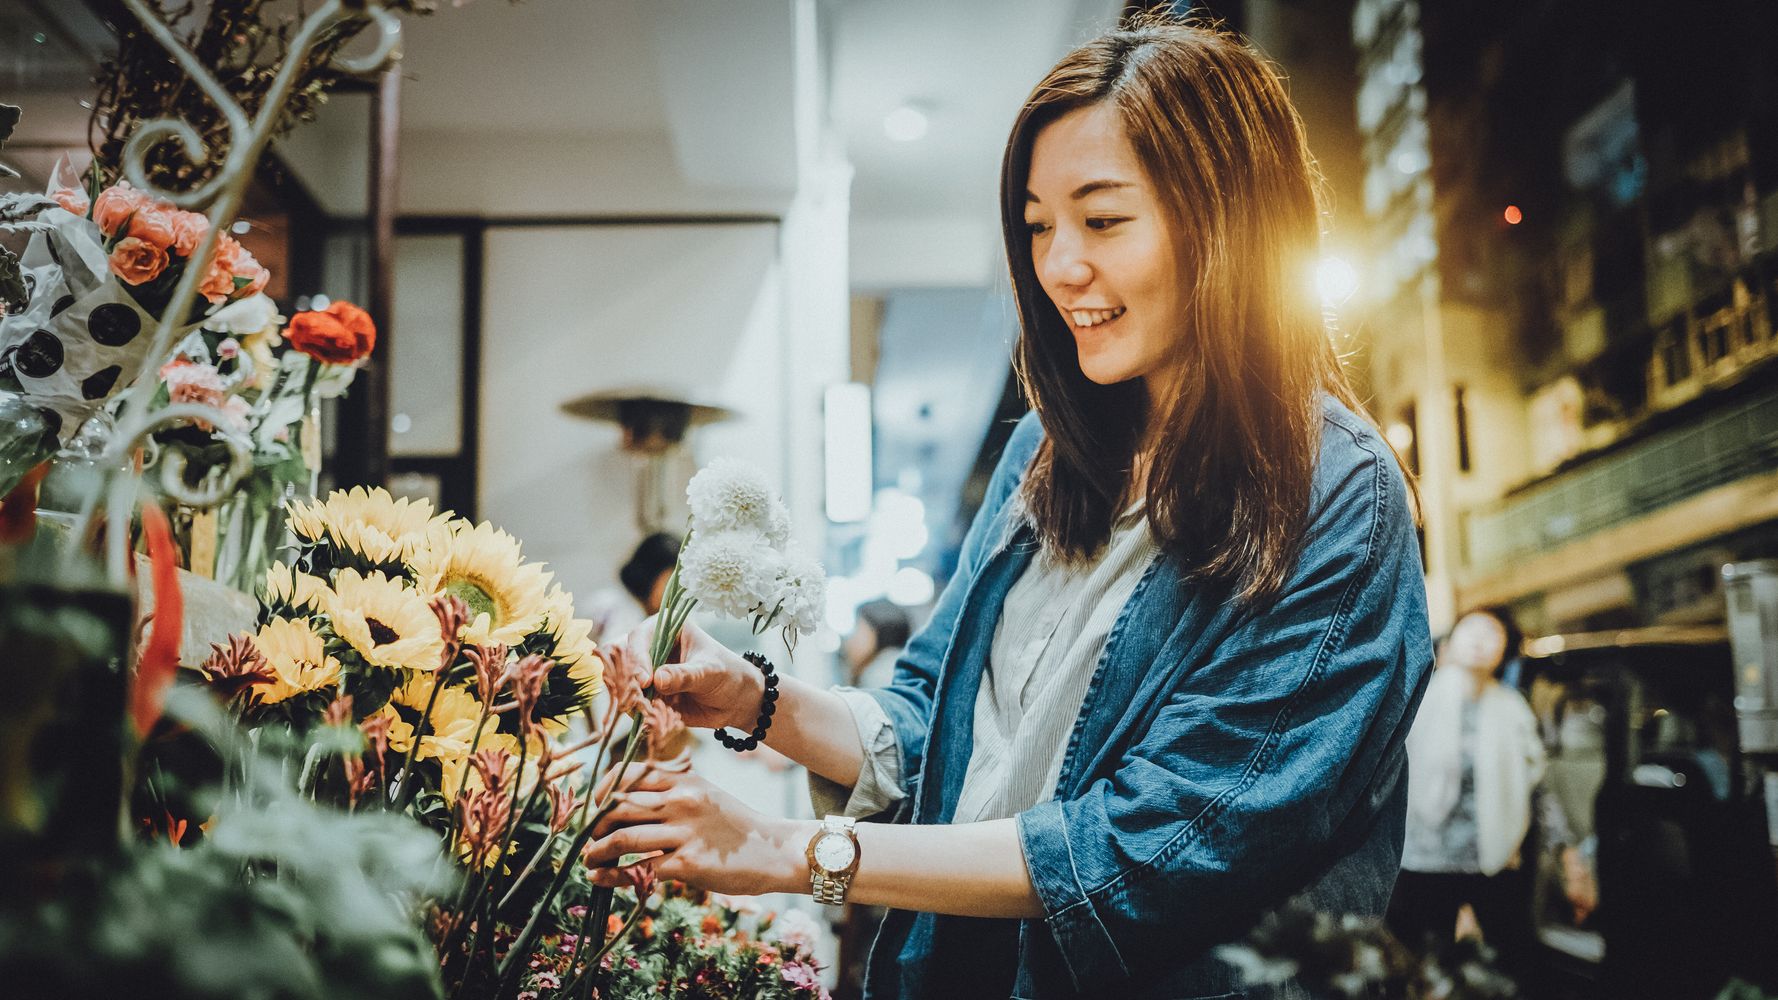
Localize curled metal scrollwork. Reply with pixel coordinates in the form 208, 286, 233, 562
70, 0, 401, 576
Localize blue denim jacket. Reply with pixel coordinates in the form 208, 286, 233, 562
861, 396, 1433, 999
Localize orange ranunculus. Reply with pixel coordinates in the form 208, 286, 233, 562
286, 311, 357, 365
52, 187, 90, 216
109, 236, 169, 285
169, 210, 209, 257
286, 300, 375, 366
324, 300, 376, 357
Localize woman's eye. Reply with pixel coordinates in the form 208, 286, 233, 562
1085, 216, 1128, 231
1026, 220, 1051, 236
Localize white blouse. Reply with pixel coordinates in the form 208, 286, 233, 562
811, 507, 1159, 821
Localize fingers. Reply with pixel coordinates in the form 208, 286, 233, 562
590, 791, 670, 839
581, 824, 682, 868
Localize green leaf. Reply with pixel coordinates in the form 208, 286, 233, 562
0, 245, 25, 312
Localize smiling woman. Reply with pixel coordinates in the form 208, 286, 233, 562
590, 13, 1433, 1000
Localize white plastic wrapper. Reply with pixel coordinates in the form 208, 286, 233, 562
0, 206, 196, 443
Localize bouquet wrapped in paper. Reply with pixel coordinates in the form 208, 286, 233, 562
0, 161, 269, 494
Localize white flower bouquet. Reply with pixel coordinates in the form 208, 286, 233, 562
648, 459, 827, 670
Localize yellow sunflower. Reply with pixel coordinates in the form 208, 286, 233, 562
327, 568, 447, 672
366, 703, 416, 755
251, 617, 343, 704
262, 562, 330, 615
408, 520, 552, 646
438, 740, 547, 806
287, 486, 451, 565
541, 585, 603, 702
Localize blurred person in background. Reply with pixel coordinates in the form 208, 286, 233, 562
1391, 606, 1595, 977
844, 600, 911, 689
620, 532, 680, 616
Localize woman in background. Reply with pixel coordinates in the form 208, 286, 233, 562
1391, 606, 1591, 977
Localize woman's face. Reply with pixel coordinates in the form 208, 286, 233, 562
1444, 612, 1509, 677
1025, 102, 1187, 394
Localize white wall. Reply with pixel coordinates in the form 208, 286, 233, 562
478, 223, 786, 609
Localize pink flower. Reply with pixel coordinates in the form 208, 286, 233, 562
781, 960, 822, 990
199, 235, 244, 303
93, 183, 175, 249
161, 359, 229, 408
108, 236, 169, 285
92, 183, 146, 236
53, 187, 89, 216
169, 210, 210, 257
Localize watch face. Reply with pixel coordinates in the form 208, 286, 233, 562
812, 832, 856, 872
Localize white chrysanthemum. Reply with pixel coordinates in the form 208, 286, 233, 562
685, 459, 790, 546
678, 529, 779, 619
768, 545, 826, 636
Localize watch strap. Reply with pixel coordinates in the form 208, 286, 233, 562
809, 815, 858, 905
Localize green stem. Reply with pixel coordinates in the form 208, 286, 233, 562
490, 717, 645, 998
560, 887, 610, 999
390, 675, 446, 809
585, 890, 648, 967
441, 707, 492, 852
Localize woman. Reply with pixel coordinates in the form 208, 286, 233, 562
587, 17, 1433, 998
1390, 607, 1588, 976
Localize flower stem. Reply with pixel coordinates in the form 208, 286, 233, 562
390, 675, 446, 809
491, 713, 645, 997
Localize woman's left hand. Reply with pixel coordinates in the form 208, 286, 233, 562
583, 766, 813, 897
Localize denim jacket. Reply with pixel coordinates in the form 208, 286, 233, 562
861, 396, 1434, 999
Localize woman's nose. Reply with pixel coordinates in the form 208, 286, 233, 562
1039, 234, 1093, 290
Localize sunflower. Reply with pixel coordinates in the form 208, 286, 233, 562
262, 562, 330, 615
541, 585, 603, 700
251, 617, 343, 704
394, 674, 479, 721
408, 520, 552, 646
287, 486, 451, 566
367, 703, 416, 755
327, 568, 447, 672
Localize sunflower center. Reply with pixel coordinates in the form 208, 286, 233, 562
445, 577, 503, 627
366, 616, 400, 646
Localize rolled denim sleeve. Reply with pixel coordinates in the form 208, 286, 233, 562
1016, 418, 1433, 986
808, 688, 906, 818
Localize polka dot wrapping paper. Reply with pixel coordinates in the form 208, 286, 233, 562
0, 208, 200, 445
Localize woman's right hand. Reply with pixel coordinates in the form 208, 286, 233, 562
618, 618, 765, 733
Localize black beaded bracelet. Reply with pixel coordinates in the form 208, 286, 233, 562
714, 651, 778, 752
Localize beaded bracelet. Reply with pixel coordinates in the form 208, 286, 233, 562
713, 651, 779, 752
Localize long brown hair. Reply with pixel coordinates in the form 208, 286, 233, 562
1003, 15, 1389, 606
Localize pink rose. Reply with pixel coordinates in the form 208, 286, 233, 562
127, 204, 176, 250
199, 235, 245, 303
169, 210, 210, 257
108, 236, 169, 285
93, 182, 176, 249
92, 184, 144, 236
160, 359, 228, 407
53, 187, 90, 216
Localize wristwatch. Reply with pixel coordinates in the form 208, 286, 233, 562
806, 815, 861, 905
